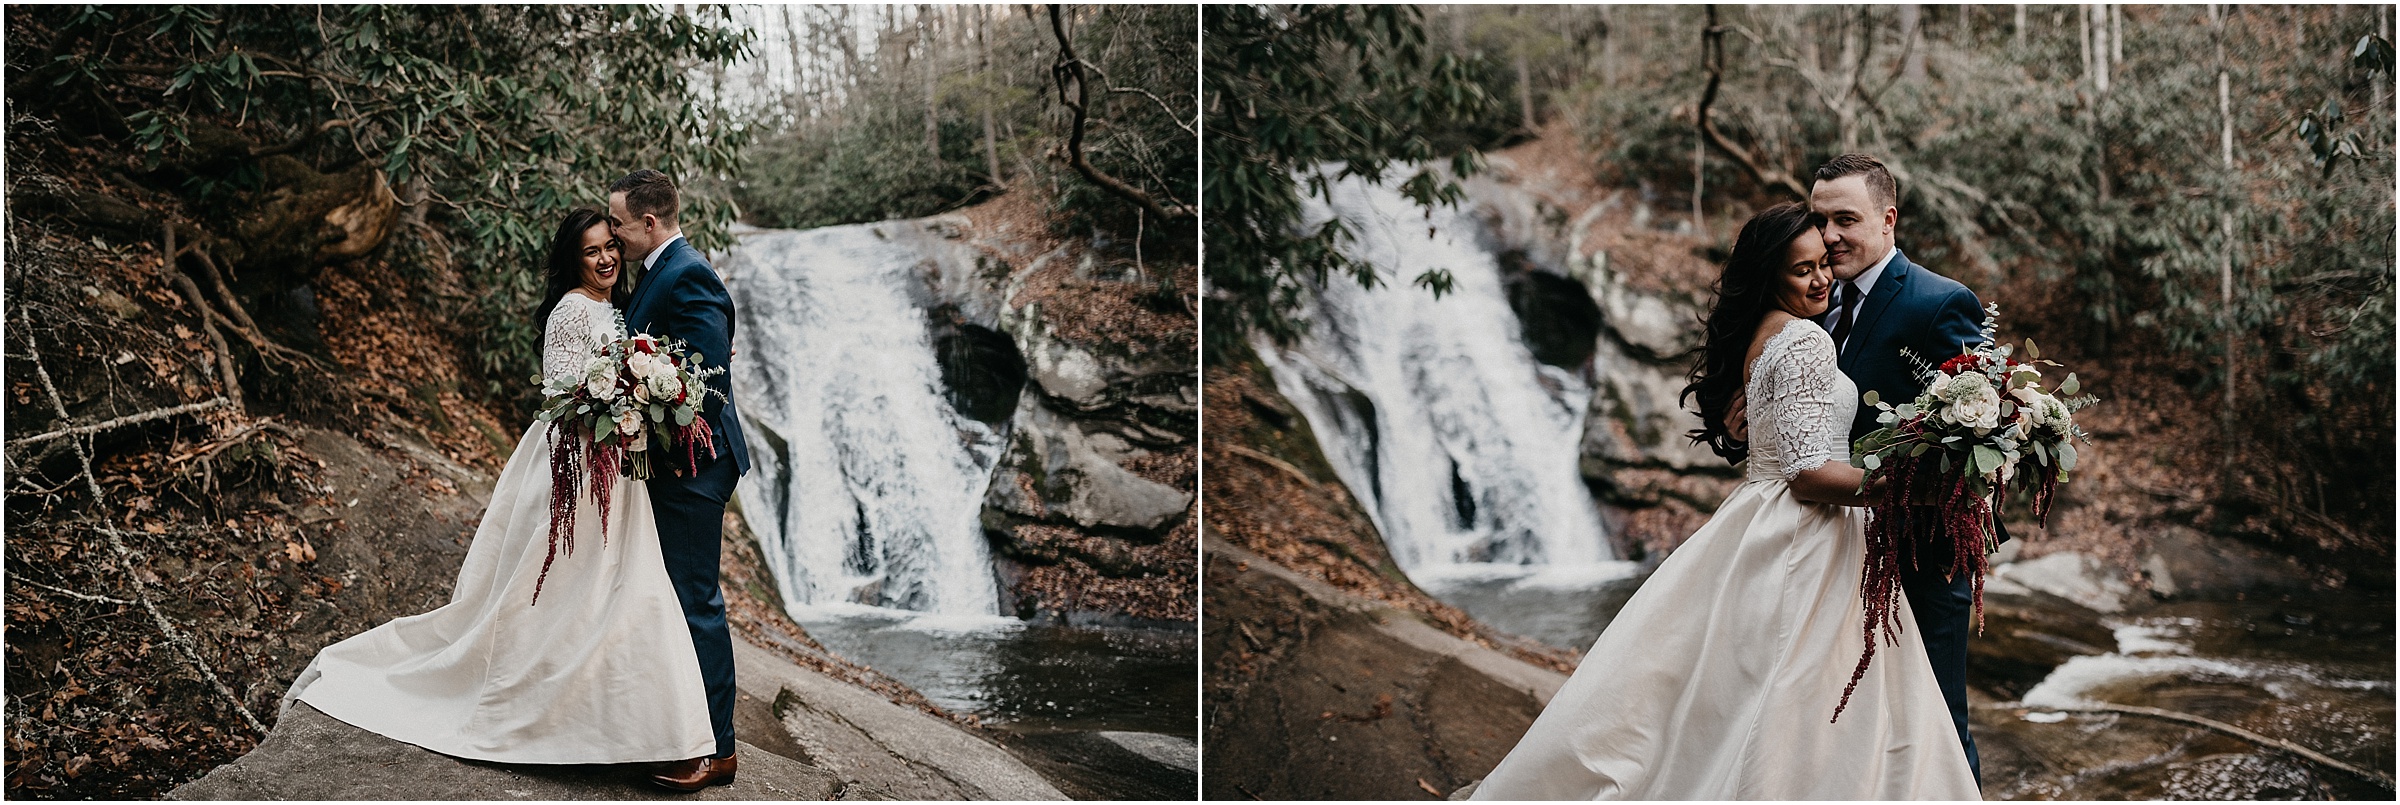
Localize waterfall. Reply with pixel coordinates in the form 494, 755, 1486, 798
718, 224, 1005, 617
1257, 170, 1620, 577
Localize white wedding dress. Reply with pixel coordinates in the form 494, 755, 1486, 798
285, 292, 716, 763
1472, 319, 1979, 800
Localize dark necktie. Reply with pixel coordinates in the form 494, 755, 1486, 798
1828, 282, 1860, 354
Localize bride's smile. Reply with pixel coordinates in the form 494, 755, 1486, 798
576, 223, 623, 300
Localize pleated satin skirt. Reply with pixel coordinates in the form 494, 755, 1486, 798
1472, 477, 1980, 800
286, 421, 716, 764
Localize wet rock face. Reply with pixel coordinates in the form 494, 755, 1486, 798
1462, 168, 1736, 558
927, 314, 1027, 425
896, 214, 1197, 625
1498, 251, 1603, 370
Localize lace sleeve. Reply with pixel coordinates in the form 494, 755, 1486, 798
1756, 325, 1844, 479
540, 298, 600, 386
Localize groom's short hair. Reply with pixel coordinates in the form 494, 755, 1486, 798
1812, 154, 1898, 211
609, 169, 680, 226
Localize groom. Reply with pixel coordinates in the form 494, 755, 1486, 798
1808, 154, 1997, 783
610, 169, 753, 791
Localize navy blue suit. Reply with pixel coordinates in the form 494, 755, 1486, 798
623, 236, 750, 759
1823, 249, 1993, 783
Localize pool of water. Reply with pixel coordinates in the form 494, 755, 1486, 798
794, 606, 1197, 738
1411, 561, 1648, 651
1978, 593, 2394, 800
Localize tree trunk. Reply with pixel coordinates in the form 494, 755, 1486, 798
978, 6, 1002, 186
2111, 4, 2124, 65
1692, 128, 1706, 234
1601, 6, 1619, 87
2015, 5, 2027, 48
2213, 4, 2237, 424
921, 7, 941, 160
1516, 54, 1537, 131
1902, 5, 1927, 83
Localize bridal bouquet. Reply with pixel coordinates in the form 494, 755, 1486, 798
1834, 303, 2098, 720
530, 322, 727, 602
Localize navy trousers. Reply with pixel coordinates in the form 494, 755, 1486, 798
1901, 562, 1981, 784
648, 457, 739, 759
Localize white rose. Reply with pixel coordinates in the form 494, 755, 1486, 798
646, 371, 683, 403
584, 358, 618, 401
1936, 373, 2002, 431
2010, 386, 2052, 428
615, 409, 644, 443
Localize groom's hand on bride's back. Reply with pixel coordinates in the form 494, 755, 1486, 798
1726, 391, 1748, 443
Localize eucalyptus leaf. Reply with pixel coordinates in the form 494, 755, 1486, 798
1972, 445, 2003, 476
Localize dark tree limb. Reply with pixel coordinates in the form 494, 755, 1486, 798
1047, 4, 1192, 222
1699, 6, 1810, 201
1986, 700, 2395, 791
250, 118, 354, 159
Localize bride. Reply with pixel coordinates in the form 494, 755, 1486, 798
1470, 203, 1979, 800
284, 207, 716, 765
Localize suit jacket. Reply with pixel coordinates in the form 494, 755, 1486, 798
1828, 249, 2007, 544
1827, 249, 1983, 442
625, 237, 752, 476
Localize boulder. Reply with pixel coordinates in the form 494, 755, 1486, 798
1204, 537, 1565, 801
987, 395, 1191, 534
168, 702, 849, 801
731, 640, 1067, 801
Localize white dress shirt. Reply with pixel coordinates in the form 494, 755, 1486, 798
1829, 245, 1898, 350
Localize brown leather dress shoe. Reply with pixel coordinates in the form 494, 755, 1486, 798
648, 752, 737, 792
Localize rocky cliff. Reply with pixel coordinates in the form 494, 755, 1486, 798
819, 194, 1198, 625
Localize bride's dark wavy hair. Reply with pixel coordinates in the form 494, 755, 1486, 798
533, 207, 631, 354
1680, 202, 1827, 464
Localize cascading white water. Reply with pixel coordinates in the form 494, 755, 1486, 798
717, 224, 1005, 617
1257, 169, 1623, 580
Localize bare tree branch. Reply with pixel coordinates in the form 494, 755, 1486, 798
7, 398, 233, 450
1047, 4, 1191, 221
1699, 6, 1810, 200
